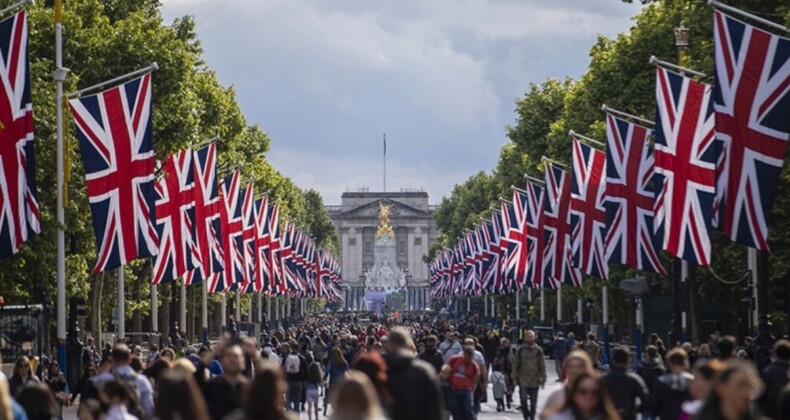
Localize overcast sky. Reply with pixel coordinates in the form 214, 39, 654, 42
161, 0, 643, 204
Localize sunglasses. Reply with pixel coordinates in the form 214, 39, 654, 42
575, 387, 599, 397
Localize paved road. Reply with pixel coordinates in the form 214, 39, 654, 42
62, 359, 563, 419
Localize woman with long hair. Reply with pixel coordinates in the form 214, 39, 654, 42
154, 369, 210, 420
227, 360, 294, 420
541, 350, 596, 418
351, 351, 390, 408
8, 356, 38, 397
46, 361, 69, 415
679, 359, 725, 419
16, 382, 59, 420
324, 347, 349, 416
70, 363, 99, 407
548, 373, 621, 420
306, 360, 324, 420
330, 371, 385, 420
696, 360, 761, 420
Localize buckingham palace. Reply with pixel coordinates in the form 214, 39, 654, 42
326, 189, 439, 311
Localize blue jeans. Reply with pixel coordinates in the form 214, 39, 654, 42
288, 381, 303, 412
451, 390, 476, 420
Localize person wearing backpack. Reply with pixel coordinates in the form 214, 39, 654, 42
511, 331, 546, 420
281, 342, 307, 413
93, 344, 154, 418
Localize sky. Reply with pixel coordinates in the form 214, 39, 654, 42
161, 0, 644, 205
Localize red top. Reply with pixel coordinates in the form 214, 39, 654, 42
448, 355, 479, 391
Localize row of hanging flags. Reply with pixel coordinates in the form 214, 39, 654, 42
0, 8, 341, 300
430, 4, 790, 299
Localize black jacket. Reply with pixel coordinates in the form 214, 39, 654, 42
418, 348, 444, 374
601, 366, 649, 420
759, 360, 790, 418
635, 359, 663, 393
385, 352, 444, 420
204, 376, 247, 420
648, 371, 692, 420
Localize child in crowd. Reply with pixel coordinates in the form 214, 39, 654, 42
490, 363, 506, 412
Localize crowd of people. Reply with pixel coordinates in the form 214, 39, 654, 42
0, 312, 787, 420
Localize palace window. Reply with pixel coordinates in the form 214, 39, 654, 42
399, 240, 407, 255
364, 240, 372, 255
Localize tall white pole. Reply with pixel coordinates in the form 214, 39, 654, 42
275, 298, 280, 321
527, 288, 532, 302
179, 283, 187, 337
556, 283, 562, 322
577, 298, 583, 323
287, 298, 291, 318
257, 293, 262, 325
117, 268, 125, 340
220, 293, 227, 333
267, 296, 271, 322
681, 260, 688, 341
516, 291, 521, 320
234, 289, 241, 322
466, 297, 471, 312
151, 285, 158, 332
540, 289, 545, 321
201, 281, 208, 344
54, 0, 68, 372
484, 295, 488, 317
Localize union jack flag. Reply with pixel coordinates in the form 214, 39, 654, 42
266, 203, 282, 294
712, 10, 790, 251
570, 139, 609, 280
654, 67, 717, 265
152, 150, 197, 285
503, 190, 528, 291
524, 180, 546, 289
70, 73, 157, 273
218, 170, 244, 291
604, 113, 666, 274
0, 10, 38, 259
544, 164, 582, 287
486, 210, 504, 294
185, 144, 223, 291
280, 222, 301, 294
254, 196, 271, 293
239, 183, 256, 293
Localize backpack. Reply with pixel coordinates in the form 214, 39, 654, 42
285, 354, 301, 374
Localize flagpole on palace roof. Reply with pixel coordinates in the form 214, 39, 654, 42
383, 133, 387, 193
53, 0, 69, 378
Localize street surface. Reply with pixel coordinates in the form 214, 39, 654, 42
63, 359, 563, 419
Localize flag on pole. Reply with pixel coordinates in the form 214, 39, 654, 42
543, 164, 582, 287
654, 66, 717, 265
240, 183, 256, 293
219, 170, 244, 291
524, 180, 546, 289
267, 202, 282, 294
152, 149, 198, 285
503, 190, 529, 291
570, 139, 609, 280
711, 10, 790, 251
69, 73, 157, 273
604, 113, 666, 274
185, 143, 223, 289
0, 10, 38, 259
254, 195, 271, 293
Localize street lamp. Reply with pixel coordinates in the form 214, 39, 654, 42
675, 22, 689, 66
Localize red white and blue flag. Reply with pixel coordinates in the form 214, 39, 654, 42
239, 183, 256, 293
570, 139, 609, 280
218, 170, 244, 291
604, 113, 666, 274
544, 164, 582, 287
152, 150, 197, 285
266, 202, 282, 294
503, 190, 529, 291
711, 10, 790, 251
254, 195, 271, 293
654, 67, 717, 265
70, 73, 158, 273
0, 10, 38, 259
524, 180, 546, 289
185, 144, 223, 290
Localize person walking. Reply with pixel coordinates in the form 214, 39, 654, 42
758, 339, 790, 419
512, 330, 547, 420
323, 347, 349, 416
551, 333, 567, 380
583, 333, 601, 369
281, 342, 307, 413
418, 335, 444, 374
385, 328, 444, 420
600, 347, 648, 420
93, 344, 155, 418
648, 348, 692, 420
439, 332, 463, 364
448, 346, 480, 420
547, 373, 621, 420
204, 343, 248, 420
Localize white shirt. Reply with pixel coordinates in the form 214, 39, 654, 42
106, 404, 138, 420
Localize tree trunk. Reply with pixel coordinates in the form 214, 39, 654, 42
90, 272, 104, 346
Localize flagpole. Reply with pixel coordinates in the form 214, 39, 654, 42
67, 62, 159, 98
708, 0, 790, 34
201, 281, 208, 344
151, 285, 158, 332
601, 104, 654, 127
602, 285, 610, 365
556, 283, 562, 328
220, 293, 227, 333
540, 289, 545, 321
118, 268, 125, 341
54, 0, 69, 374
179, 283, 187, 340
383, 133, 387, 193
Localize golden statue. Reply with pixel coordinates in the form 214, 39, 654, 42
376, 202, 395, 240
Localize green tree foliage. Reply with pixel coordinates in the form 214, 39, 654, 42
431, 0, 790, 334
301, 189, 340, 253
0, 0, 333, 332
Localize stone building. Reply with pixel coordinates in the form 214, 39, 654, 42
326, 189, 439, 311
